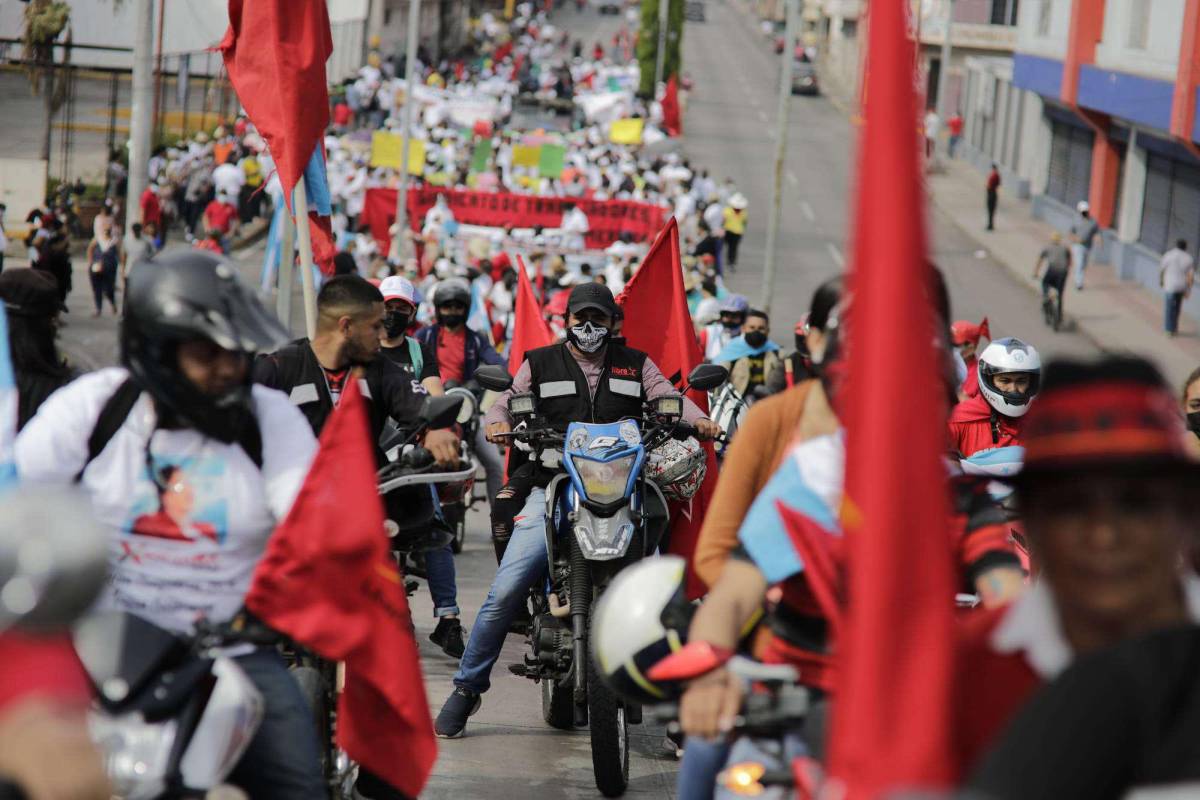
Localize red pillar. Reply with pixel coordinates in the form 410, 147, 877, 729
1087, 118, 1122, 228
1171, 0, 1200, 142
1061, 0, 1106, 105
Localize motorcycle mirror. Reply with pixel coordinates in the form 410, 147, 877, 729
421, 394, 464, 429
685, 364, 729, 392
474, 364, 514, 393
0, 485, 109, 634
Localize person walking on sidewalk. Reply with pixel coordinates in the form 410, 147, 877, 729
722, 193, 748, 273
1034, 231, 1072, 331
85, 221, 121, 317
986, 164, 1001, 231
1160, 239, 1195, 337
947, 111, 964, 159
1070, 201, 1100, 290
924, 109, 941, 159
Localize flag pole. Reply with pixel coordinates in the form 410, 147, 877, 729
760, 0, 799, 314
294, 175, 318, 339
392, 0, 422, 264
276, 197, 295, 331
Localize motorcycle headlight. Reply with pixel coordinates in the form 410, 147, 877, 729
574, 507, 636, 560
572, 454, 635, 505
89, 711, 177, 800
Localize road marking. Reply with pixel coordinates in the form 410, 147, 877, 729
800, 200, 815, 221
827, 242, 845, 267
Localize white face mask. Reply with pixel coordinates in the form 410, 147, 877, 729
569, 321, 610, 353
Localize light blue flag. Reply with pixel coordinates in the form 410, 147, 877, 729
0, 305, 18, 491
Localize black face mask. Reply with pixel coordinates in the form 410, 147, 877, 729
437, 312, 467, 329
744, 331, 768, 349
721, 316, 743, 330
567, 321, 610, 353
1188, 411, 1200, 437
383, 310, 410, 339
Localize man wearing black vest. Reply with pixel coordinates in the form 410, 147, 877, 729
434, 281, 720, 738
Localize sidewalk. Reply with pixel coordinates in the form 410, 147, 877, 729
927, 159, 1200, 387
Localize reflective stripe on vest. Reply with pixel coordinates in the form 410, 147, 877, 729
608, 377, 641, 398
539, 380, 577, 399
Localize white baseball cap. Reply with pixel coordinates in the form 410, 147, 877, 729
379, 275, 416, 306
1076, 200, 1090, 213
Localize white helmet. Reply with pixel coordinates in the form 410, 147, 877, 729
977, 337, 1041, 418
591, 556, 695, 705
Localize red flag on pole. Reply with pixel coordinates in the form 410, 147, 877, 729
825, 0, 957, 794
662, 75, 682, 137
509, 255, 555, 375
616, 218, 715, 599
219, 0, 332, 212
245, 379, 436, 797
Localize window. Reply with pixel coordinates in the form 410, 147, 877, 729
1140, 152, 1200, 254
1036, 0, 1052, 36
1045, 118, 1094, 205
991, 0, 1020, 26
1127, 0, 1151, 50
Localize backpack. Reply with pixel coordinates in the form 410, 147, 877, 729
406, 336, 423, 379
76, 377, 263, 481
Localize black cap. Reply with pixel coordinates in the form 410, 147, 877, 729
0, 269, 67, 317
567, 282, 618, 316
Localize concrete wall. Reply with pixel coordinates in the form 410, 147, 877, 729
1095, 0, 1184, 82
1015, 0, 1071, 61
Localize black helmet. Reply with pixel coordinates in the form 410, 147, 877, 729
434, 278, 471, 308
121, 250, 288, 443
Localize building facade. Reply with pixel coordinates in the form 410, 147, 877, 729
962, 0, 1200, 316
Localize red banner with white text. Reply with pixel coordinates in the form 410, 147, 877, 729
360, 187, 668, 253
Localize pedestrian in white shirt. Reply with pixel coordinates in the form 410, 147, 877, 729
560, 201, 590, 250
1160, 239, 1195, 337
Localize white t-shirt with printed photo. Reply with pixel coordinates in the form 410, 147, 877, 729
16, 368, 317, 635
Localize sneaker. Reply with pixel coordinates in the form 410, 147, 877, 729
430, 617, 465, 659
435, 686, 481, 738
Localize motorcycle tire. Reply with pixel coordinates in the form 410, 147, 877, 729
542, 674, 577, 730
587, 656, 630, 797
292, 666, 332, 777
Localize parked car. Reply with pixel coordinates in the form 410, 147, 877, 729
590, 0, 622, 13
791, 59, 820, 95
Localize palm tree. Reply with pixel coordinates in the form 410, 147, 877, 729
21, 0, 72, 164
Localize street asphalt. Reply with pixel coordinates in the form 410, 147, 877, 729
35, 2, 1104, 796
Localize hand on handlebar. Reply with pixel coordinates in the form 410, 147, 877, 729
486, 421, 512, 446
693, 417, 722, 441
679, 666, 743, 740
424, 429, 461, 468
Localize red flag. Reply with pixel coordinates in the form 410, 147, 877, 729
246, 380, 436, 797
308, 213, 337, 277
219, 0, 332, 212
616, 218, 714, 599
509, 255, 555, 374
662, 75, 682, 137
826, 0, 957, 794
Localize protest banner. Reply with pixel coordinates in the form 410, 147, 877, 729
370, 131, 426, 175
537, 144, 566, 178
512, 144, 542, 168
360, 186, 667, 252
609, 118, 644, 145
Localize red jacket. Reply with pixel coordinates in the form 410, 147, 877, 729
0, 633, 90, 711
948, 394, 1022, 457
960, 355, 980, 398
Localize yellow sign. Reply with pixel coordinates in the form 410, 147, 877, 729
370, 131, 426, 175
609, 118, 644, 145
512, 144, 541, 168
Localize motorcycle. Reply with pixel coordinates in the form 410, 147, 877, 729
73, 611, 274, 799
473, 363, 728, 798
439, 385, 482, 554
289, 394, 471, 798
708, 382, 751, 461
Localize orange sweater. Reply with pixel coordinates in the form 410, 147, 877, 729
693, 381, 817, 590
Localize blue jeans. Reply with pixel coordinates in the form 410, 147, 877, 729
228, 650, 326, 799
454, 487, 549, 694
678, 737, 732, 800
1071, 243, 1090, 289
426, 541, 460, 617
1166, 291, 1186, 334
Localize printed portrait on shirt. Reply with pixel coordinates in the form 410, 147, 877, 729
126, 456, 229, 545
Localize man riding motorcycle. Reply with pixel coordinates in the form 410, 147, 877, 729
253, 275, 465, 659
378, 275, 443, 395
948, 337, 1041, 457
414, 278, 507, 504
699, 294, 749, 362
433, 282, 722, 738
15, 250, 326, 798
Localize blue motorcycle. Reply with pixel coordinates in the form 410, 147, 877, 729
474, 363, 727, 797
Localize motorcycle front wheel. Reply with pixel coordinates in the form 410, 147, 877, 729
588, 655, 629, 797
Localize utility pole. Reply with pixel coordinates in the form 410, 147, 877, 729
654, 0, 669, 89
936, 0, 954, 125
760, 0, 799, 313
392, 0, 422, 264
125, 0, 154, 228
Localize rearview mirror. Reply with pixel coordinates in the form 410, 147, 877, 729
420, 395, 465, 430
686, 364, 729, 392
474, 365, 514, 393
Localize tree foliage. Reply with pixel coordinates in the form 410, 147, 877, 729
636, 0, 684, 98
